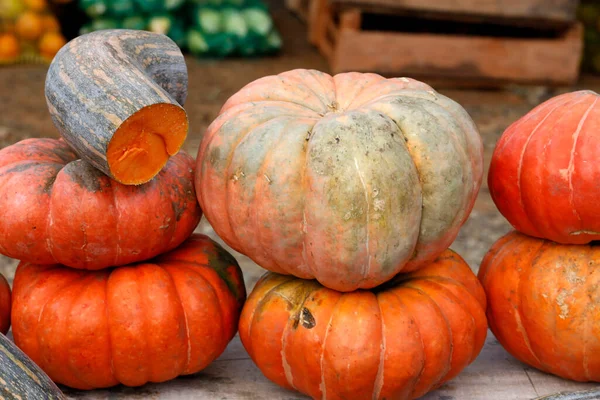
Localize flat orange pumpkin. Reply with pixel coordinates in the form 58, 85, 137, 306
11, 234, 246, 390
240, 249, 487, 399
196, 69, 483, 291
0, 138, 201, 270
479, 230, 600, 381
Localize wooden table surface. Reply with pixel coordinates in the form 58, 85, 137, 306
52, 330, 598, 400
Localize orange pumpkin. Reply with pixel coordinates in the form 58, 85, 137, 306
488, 90, 600, 244
479, 231, 600, 382
240, 250, 487, 399
0, 274, 10, 335
0, 138, 201, 270
11, 234, 246, 389
196, 69, 483, 291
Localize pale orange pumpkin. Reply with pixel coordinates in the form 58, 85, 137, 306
196, 69, 483, 291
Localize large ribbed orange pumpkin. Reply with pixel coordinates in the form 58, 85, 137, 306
479, 231, 600, 382
0, 273, 10, 335
240, 250, 487, 399
196, 69, 483, 291
11, 234, 246, 390
489, 90, 600, 244
0, 138, 201, 269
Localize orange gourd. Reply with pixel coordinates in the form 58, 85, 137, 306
479, 231, 600, 382
240, 250, 487, 399
11, 234, 246, 390
489, 90, 600, 244
0, 138, 201, 270
196, 69, 483, 291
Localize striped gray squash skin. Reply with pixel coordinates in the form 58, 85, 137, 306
45, 29, 189, 185
0, 334, 65, 399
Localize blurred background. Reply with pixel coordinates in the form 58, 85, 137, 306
1, 0, 600, 288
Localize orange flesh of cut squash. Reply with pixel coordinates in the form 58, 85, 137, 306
107, 103, 188, 185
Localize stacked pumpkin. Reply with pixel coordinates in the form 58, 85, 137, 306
194, 69, 489, 399
0, 29, 246, 392
482, 90, 600, 382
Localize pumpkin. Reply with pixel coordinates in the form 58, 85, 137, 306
240, 249, 487, 400
0, 274, 10, 335
45, 29, 188, 185
196, 69, 483, 292
479, 230, 600, 382
0, 138, 201, 270
11, 233, 246, 390
0, 333, 66, 400
488, 90, 600, 244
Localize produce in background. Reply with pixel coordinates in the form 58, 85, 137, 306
45, 29, 189, 185
240, 250, 487, 399
196, 69, 483, 292
0, 138, 201, 269
11, 234, 246, 390
0, 274, 10, 335
479, 231, 600, 382
578, 1, 600, 74
488, 90, 600, 244
0, 0, 67, 64
0, 333, 66, 399
187, 1, 282, 57
78, 0, 282, 58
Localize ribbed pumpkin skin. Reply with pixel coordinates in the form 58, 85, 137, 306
489, 90, 600, 244
0, 138, 201, 270
0, 274, 10, 335
240, 250, 487, 400
11, 234, 246, 390
479, 231, 600, 382
196, 69, 483, 292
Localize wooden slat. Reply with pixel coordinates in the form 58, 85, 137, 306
330, 0, 580, 25
308, 0, 330, 44
285, 0, 310, 22
329, 22, 583, 86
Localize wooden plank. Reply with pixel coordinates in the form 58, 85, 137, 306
329, 22, 583, 86
54, 332, 597, 399
330, 0, 580, 25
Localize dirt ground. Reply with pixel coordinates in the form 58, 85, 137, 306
1, 1, 600, 292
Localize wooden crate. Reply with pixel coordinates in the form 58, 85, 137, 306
329, 0, 580, 29
312, 2, 584, 87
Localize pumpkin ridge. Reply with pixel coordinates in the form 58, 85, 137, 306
243, 118, 295, 274
318, 292, 342, 399
372, 293, 387, 400
66, 275, 111, 389
344, 75, 387, 110
387, 289, 427, 398
224, 115, 299, 252
104, 273, 116, 382
108, 180, 122, 265
282, 71, 331, 114
516, 97, 586, 238
403, 283, 455, 387
567, 97, 598, 231
514, 239, 544, 368
381, 99, 472, 263
134, 266, 151, 384
162, 264, 194, 374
